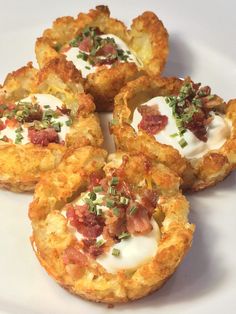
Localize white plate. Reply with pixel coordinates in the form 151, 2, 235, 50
0, 1, 236, 313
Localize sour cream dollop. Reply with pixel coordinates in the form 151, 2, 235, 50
64, 34, 141, 78
62, 191, 160, 274
131, 96, 231, 159
0, 94, 70, 145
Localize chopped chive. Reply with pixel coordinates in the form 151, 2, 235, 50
89, 191, 96, 201
108, 186, 116, 195
120, 196, 129, 205
118, 232, 130, 240
178, 138, 188, 148
96, 207, 102, 215
96, 239, 105, 247
106, 199, 115, 208
112, 248, 120, 257
112, 207, 120, 217
65, 119, 72, 126
85, 66, 91, 70
85, 198, 96, 213
110, 177, 119, 186
43, 105, 50, 109
93, 185, 103, 193
170, 133, 178, 138
129, 206, 137, 215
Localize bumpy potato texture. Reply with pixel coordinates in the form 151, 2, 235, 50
29, 146, 194, 304
35, 5, 168, 111
0, 58, 103, 192
111, 75, 236, 191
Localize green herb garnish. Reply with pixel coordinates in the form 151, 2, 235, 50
112, 248, 120, 257
118, 232, 130, 240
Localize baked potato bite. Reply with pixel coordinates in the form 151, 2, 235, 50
0, 58, 103, 192
29, 146, 194, 304
111, 75, 236, 191
35, 5, 168, 111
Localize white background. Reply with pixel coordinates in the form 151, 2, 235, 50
0, 1, 236, 313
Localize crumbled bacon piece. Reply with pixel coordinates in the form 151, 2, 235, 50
141, 190, 158, 216
185, 111, 208, 142
138, 105, 168, 135
78, 37, 92, 52
5, 118, 18, 128
88, 171, 105, 190
0, 120, 6, 130
67, 205, 105, 238
105, 208, 126, 238
28, 128, 59, 146
24, 107, 43, 122
63, 246, 88, 265
126, 205, 153, 235
82, 239, 104, 258
56, 105, 71, 115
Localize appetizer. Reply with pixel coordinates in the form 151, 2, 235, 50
0, 58, 103, 191
35, 5, 168, 111
111, 76, 236, 191
29, 146, 194, 303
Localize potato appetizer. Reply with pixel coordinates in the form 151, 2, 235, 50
35, 5, 168, 111
29, 146, 194, 304
111, 76, 236, 191
0, 58, 103, 192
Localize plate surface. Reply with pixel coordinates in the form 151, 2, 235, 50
0, 1, 236, 313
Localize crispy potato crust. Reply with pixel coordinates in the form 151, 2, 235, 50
111, 75, 236, 191
0, 59, 103, 192
29, 146, 194, 304
35, 5, 168, 111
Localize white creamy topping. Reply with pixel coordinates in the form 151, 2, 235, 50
131, 96, 231, 159
64, 34, 140, 78
62, 191, 160, 273
96, 218, 159, 274
0, 94, 70, 144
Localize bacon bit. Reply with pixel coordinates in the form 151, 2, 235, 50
117, 180, 133, 198
105, 208, 126, 238
67, 205, 105, 238
78, 37, 92, 52
141, 190, 158, 216
28, 128, 59, 146
126, 205, 152, 235
63, 246, 88, 265
82, 238, 104, 258
88, 171, 106, 191
185, 111, 208, 142
24, 108, 43, 122
56, 105, 71, 115
0, 135, 10, 142
138, 114, 168, 135
138, 105, 168, 135
5, 118, 18, 128
0, 120, 6, 131
96, 43, 117, 57
7, 103, 16, 110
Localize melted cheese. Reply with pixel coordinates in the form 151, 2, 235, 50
64, 34, 141, 78
131, 96, 231, 159
62, 192, 160, 274
0, 94, 70, 144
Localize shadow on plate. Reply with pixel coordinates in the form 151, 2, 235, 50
163, 33, 194, 78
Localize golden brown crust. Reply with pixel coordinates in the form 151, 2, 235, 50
111, 75, 236, 191
0, 59, 103, 192
35, 5, 168, 111
29, 147, 194, 303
